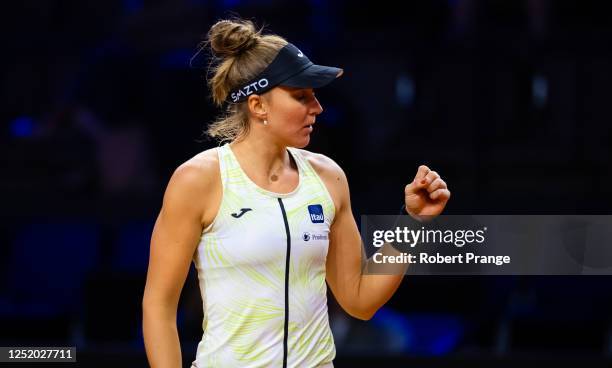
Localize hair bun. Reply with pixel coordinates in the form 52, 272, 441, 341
208, 19, 259, 58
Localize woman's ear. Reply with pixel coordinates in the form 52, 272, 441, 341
247, 94, 268, 120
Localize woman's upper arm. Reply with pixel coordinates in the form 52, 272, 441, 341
306, 153, 363, 311
143, 158, 219, 310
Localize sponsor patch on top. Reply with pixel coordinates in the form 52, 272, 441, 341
308, 204, 324, 223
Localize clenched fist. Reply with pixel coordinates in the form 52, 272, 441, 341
404, 165, 450, 221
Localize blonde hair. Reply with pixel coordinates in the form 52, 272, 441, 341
204, 19, 287, 143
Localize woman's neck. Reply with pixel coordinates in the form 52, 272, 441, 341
230, 135, 293, 181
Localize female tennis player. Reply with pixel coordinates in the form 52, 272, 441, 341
143, 18, 450, 368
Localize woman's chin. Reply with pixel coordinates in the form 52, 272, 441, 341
292, 135, 310, 148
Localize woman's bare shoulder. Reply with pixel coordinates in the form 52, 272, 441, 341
164, 147, 221, 206
180, 147, 220, 178
296, 149, 345, 182
295, 149, 349, 212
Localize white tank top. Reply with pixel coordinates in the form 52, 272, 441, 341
191, 143, 336, 368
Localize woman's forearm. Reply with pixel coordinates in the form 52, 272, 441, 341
143, 304, 183, 368
355, 244, 408, 319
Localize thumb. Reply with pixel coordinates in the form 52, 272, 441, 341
410, 165, 430, 190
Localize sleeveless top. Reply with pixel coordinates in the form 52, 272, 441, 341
191, 143, 336, 368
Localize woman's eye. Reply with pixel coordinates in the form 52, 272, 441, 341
294, 91, 314, 102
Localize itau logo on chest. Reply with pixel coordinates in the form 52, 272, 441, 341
308, 204, 324, 223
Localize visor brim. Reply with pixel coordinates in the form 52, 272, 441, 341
280, 64, 343, 89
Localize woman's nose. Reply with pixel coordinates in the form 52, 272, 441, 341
312, 97, 323, 115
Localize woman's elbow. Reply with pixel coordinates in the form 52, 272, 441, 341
343, 303, 378, 321
142, 293, 177, 322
